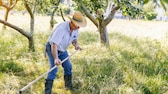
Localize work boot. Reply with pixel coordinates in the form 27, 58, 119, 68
64, 75, 72, 90
44, 79, 53, 94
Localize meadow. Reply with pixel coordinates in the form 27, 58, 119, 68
0, 15, 168, 94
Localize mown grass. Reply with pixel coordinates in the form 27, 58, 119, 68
0, 17, 168, 94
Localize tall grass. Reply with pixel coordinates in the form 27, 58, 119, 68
0, 17, 168, 94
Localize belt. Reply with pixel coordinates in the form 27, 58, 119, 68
45, 42, 64, 54
58, 50, 64, 53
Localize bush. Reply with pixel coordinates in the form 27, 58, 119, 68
144, 12, 157, 20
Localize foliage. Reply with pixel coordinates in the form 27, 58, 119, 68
73, 0, 143, 19
60, 4, 71, 15
143, 1, 155, 12
14, 1, 25, 11
12, 0, 59, 15
73, 0, 168, 21
140, 0, 168, 11
115, 0, 143, 18
160, 0, 168, 11
35, 0, 54, 15
144, 12, 157, 20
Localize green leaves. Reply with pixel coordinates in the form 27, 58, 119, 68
142, 0, 150, 4
75, 0, 144, 19
160, 0, 168, 11
117, 0, 143, 18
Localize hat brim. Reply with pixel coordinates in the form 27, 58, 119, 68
68, 16, 87, 27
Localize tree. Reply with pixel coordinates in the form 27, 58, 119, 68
0, 0, 18, 29
0, 20, 33, 51
0, 0, 37, 51
0, 0, 64, 51
74, 0, 142, 47
49, 0, 61, 29
73, 0, 168, 47
35, 0, 62, 29
24, 0, 36, 51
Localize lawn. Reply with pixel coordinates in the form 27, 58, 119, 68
0, 14, 168, 94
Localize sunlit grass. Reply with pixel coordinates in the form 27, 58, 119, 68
0, 15, 168, 94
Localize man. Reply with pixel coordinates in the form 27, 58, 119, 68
44, 11, 87, 94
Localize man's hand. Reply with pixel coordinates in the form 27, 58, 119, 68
72, 39, 82, 50
54, 58, 61, 66
75, 45, 82, 50
51, 43, 61, 66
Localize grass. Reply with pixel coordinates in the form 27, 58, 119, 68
0, 15, 168, 94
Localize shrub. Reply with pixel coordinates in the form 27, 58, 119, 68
144, 12, 157, 20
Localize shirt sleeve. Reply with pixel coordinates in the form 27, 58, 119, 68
73, 30, 78, 41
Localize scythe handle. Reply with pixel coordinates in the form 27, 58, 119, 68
18, 50, 79, 94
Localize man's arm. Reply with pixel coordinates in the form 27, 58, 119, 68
72, 39, 81, 50
51, 42, 61, 65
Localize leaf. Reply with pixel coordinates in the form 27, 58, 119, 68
160, 0, 167, 11
163, 0, 168, 3
143, 0, 150, 4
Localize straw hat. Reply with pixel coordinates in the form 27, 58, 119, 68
68, 11, 87, 27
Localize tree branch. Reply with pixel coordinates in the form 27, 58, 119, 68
0, 0, 18, 9
79, 1, 98, 27
0, 1, 8, 8
60, 8, 65, 21
32, 0, 36, 14
24, 1, 34, 19
0, 0, 2, 5
104, 5, 119, 25
0, 19, 31, 39
9, 0, 18, 9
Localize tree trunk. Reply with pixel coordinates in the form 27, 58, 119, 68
79, 1, 119, 48
29, 18, 35, 52
50, 0, 60, 29
98, 19, 109, 47
28, 36, 34, 52
30, 17, 34, 35
24, 0, 35, 52
60, 8, 65, 21
50, 7, 57, 29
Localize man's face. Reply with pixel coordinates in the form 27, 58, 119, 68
71, 21, 79, 30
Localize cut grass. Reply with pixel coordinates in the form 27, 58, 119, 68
0, 15, 168, 94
